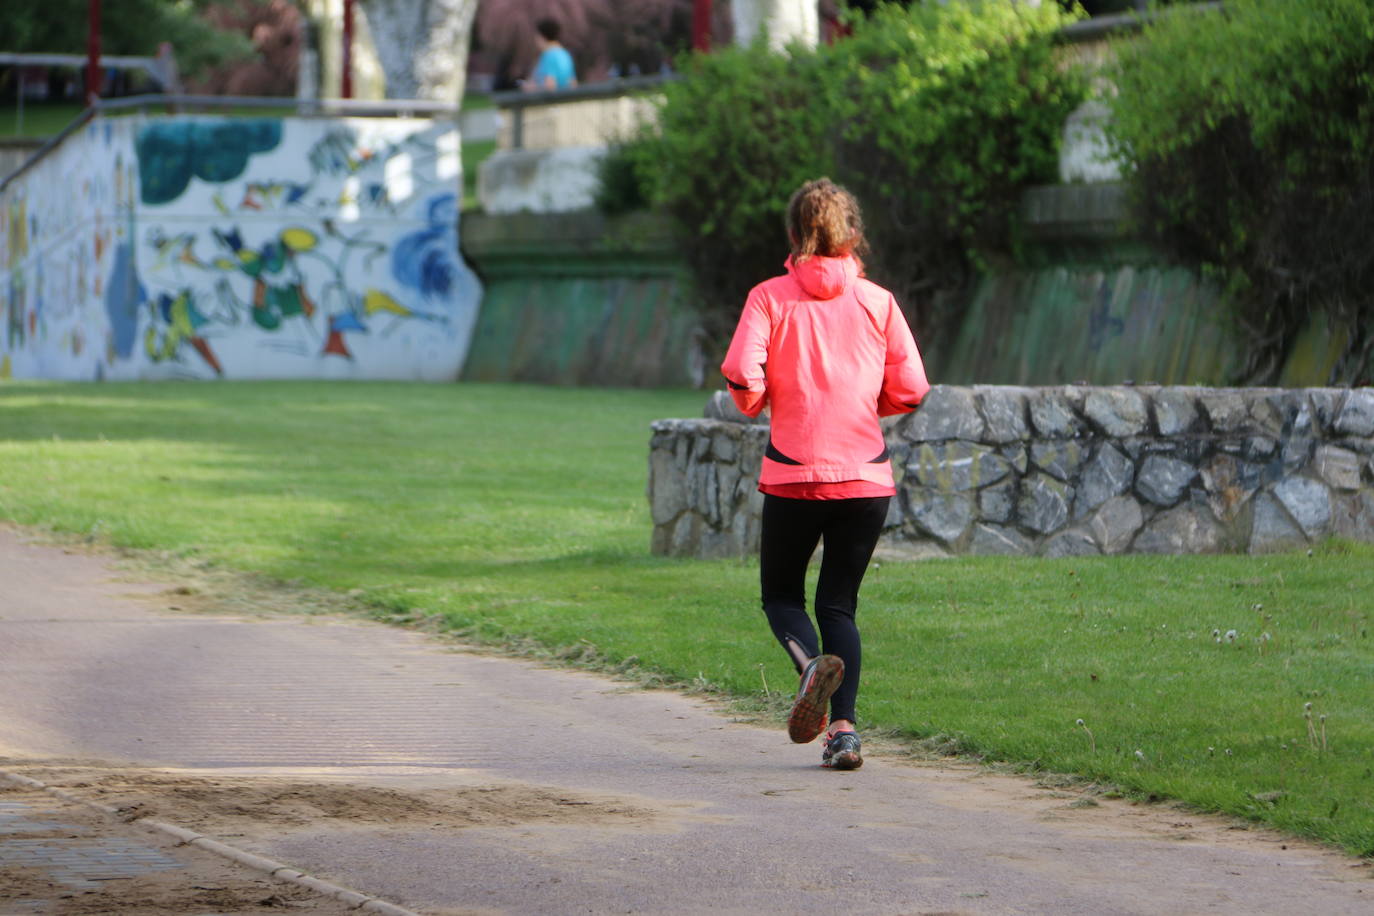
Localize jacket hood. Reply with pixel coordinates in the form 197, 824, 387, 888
786, 254, 859, 300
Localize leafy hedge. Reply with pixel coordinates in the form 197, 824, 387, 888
1106, 0, 1374, 384
827, 0, 1086, 345
606, 0, 1087, 348
602, 44, 834, 343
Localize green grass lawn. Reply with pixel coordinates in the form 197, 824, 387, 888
0, 102, 86, 139
462, 138, 496, 211
1, 380, 1372, 856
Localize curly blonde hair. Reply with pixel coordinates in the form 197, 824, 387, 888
785, 178, 866, 263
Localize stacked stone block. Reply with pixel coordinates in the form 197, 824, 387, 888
648, 386, 1374, 558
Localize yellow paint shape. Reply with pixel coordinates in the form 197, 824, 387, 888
363, 289, 411, 317
280, 228, 318, 252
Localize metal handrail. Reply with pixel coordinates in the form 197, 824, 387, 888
489, 73, 675, 110
0, 51, 166, 71
91, 93, 460, 117
0, 107, 95, 194
1058, 1, 1224, 44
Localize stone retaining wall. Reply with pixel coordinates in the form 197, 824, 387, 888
648, 386, 1374, 558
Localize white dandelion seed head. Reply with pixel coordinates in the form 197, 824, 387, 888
1320, 714, 1327, 722
1225, 629, 1238, 643
1076, 718, 1085, 727
1225, 748, 1232, 756
1304, 701, 1313, 712
1134, 749, 1145, 760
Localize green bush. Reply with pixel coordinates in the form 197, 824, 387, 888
616, 1, 1086, 350
1106, 0, 1374, 384
593, 142, 653, 217
625, 43, 835, 342
827, 0, 1087, 343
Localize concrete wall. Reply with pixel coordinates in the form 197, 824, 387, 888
460, 210, 700, 387
648, 386, 1374, 558
459, 191, 1354, 393
479, 94, 657, 215
496, 96, 658, 152
934, 184, 1355, 387
2, 113, 480, 381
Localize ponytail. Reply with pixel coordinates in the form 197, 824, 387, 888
785, 178, 866, 263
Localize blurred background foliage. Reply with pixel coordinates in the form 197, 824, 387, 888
601, 0, 1086, 350
601, 0, 1372, 385
1107, 0, 1374, 384
0, 0, 253, 79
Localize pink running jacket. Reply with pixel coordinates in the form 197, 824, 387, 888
720, 254, 930, 488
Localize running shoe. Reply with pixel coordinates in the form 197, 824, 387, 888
786, 654, 844, 744
821, 731, 863, 770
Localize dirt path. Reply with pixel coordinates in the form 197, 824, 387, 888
1, 526, 1370, 915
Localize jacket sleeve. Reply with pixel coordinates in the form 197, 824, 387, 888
876, 296, 931, 417
719, 289, 771, 418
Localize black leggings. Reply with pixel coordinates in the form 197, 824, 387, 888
759, 494, 889, 726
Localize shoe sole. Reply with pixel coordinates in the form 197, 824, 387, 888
787, 655, 844, 744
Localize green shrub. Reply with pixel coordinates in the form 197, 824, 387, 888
627, 43, 835, 343
593, 142, 654, 217
1106, 0, 1374, 384
616, 1, 1086, 351
828, 0, 1087, 343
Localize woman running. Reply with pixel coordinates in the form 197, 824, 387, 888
721, 178, 930, 770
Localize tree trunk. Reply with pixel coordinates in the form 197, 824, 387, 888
359, 0, 478, 101
731, 0, 817, 53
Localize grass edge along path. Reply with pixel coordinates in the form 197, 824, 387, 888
0, 380, 1371, 858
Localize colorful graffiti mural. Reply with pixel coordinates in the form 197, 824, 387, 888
1, 114, 480, 381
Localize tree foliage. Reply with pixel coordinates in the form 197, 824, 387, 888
0, 0, 251, 78
1107, 0, 1374, 384
611, 0, 1086, 349
826, 0, 1086, 340
614, 45, 835, 343
190, 0, 301, 96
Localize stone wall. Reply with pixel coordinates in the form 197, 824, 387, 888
648, 386, 1374, 558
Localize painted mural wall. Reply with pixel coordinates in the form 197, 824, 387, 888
1, 114, 480, 382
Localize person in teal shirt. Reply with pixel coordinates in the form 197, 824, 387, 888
526, 18, 576, 91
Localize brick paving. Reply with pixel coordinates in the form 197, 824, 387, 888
0, 783, 359, 914
0, 788, 181, 912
